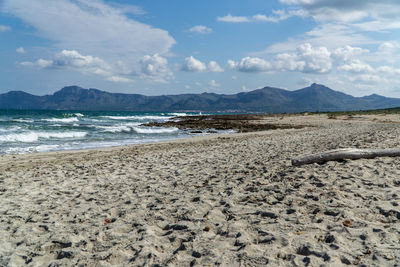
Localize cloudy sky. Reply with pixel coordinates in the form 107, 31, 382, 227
0, 0, 399, 96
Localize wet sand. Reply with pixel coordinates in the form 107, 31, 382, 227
0, 114, 399, 266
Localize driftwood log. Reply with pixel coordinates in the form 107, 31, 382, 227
292, 148, 400, 166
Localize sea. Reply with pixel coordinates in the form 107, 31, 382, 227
0, 110, 226, 154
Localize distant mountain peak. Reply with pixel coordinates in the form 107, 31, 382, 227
306, 83, 331, 90
59, 85, 85, 92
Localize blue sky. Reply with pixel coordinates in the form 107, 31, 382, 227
0, 0, 399, 97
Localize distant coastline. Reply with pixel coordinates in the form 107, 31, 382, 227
2, 83, 400, 113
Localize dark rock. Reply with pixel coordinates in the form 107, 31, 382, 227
52, 241, 72, 248
303, 257, 310, 266
173, 243, 186, 254
329, 244, 339, 250
259, 237, 276, 244
192, 251, 202, 258
258, 211, 278, 219
39, 225, 49, 232
318, 252, 331, 262
296, 245, 312, 256
146, 114, 305, 133
286, 209, 296, 214
163, 224, 188, 231
324, 210, 339, 216
377, 206, 400, 219
340, 256, 351, 265
324, 234, 335, 243
56, 251, 73, 260
163, 230, 173, 236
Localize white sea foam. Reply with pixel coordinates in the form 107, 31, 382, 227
43, 117, 79, 123
62, 113, 84, 117
102, 116, 137, 120
0, 131, 87, 142
138, 115, 172, 120
96, 125, 132, 133
12, 119, 34, 123
169, 113, 188, 116
102, 115, 171, 121
133, 127, 178, 134
0, 126, 22, 132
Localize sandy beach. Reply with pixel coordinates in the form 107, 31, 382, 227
0, 114, 399, 266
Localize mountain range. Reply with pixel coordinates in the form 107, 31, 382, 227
1, 83, 400, 113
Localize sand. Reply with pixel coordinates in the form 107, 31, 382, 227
0, 114, 399, 266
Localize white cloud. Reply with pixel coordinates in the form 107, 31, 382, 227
140, 54, 173, 82
2, 0, 175, 72
255, 23, 372, 56
217, 9, 305, 23
52, 50, 111, 75
274, 53, 306, 72
106, 76, 135, 83
19, 49, 142, 82
241, 85, 251, 92
337, 60, 374, 73
255, 1, 400, 62
217, 14, 250, 23
228, 57, 272, 72
232, 76, 237, 80
279, 0, 400, 22
208, 61, 224, 72
377, 66, 400, 75
0, 25, 11, 32
21, 59, 53, 68
182, 56, 207, 72
16, 47, 25, 53
109, 3, 145, 16
354, 20, 400, 32
348, 74, 389, 84
189, 25, 212, 34
181, 56, 223, 73
276, 43, 332, 73
230, 43, 332, 74
208, 80, 220, 88
332, 45, 369, 62
378, 42, 400, 54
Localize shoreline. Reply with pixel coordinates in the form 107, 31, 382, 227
1, 114, 399, 266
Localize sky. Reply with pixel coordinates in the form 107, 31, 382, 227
0, 0, 399, 97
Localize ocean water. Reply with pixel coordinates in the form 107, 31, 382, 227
0, 110, 220, 154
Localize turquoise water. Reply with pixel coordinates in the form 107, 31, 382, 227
0, 110, 211, 154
